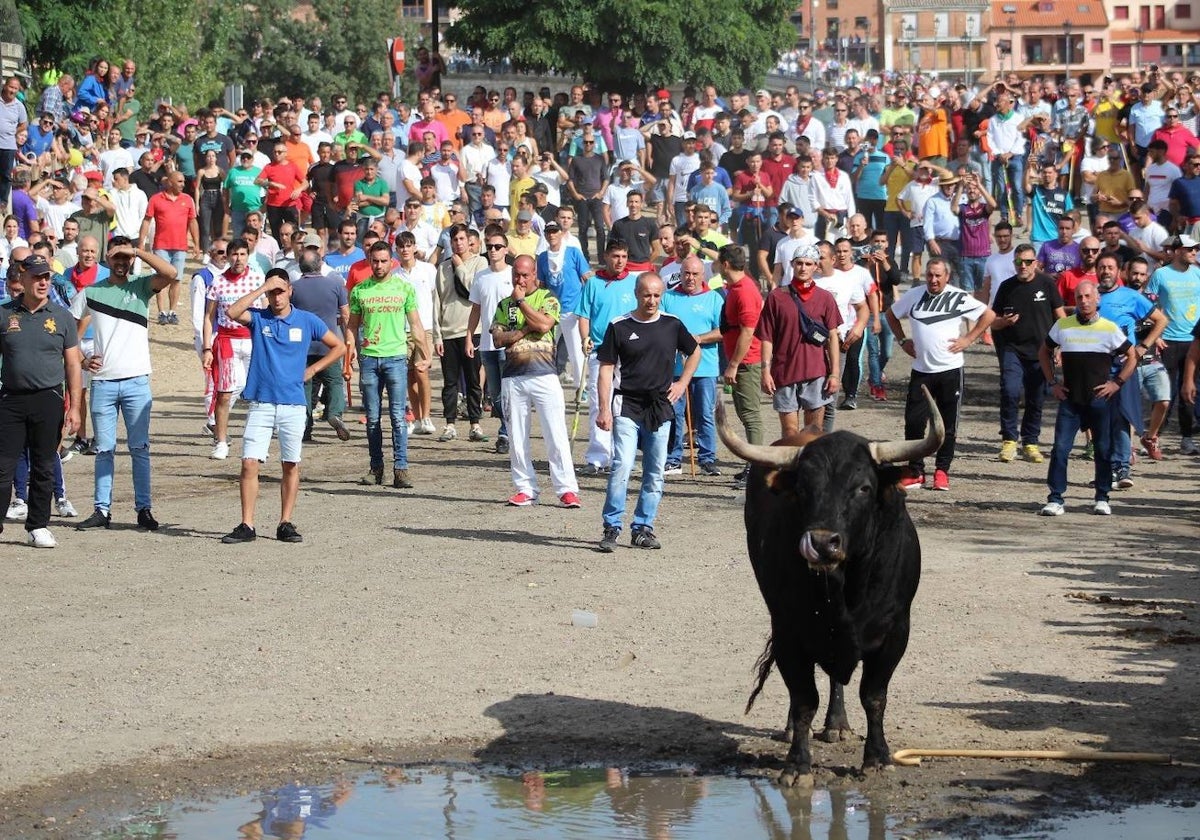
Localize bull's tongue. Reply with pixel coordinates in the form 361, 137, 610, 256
799, 532, 821, 564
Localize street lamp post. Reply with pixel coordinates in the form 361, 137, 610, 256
904, 23, 916, 75
864, 20, 872, 70
1003, 4, 1017, 76
961, 33, 970, 86
1134, 25, 1144, 69
810, 0, 819, 92
1062, 20, 1072, 84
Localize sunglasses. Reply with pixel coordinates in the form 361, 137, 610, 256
1016, 258, 1037, 265
1082, 247, 1101, 253
212, 249, 226, 255
486, 243, 506, 250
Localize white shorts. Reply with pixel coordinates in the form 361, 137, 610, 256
242, 402, 307, 463
215, 337, 253, 394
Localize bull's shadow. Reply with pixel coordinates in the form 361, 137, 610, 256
475, 693, 778, 769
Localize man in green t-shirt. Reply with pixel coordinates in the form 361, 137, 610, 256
347, 240, 429, 489
490, 254, 581, 508
224, 152, 263, 236
352, 160, 389, 241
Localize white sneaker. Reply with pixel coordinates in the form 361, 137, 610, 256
27, 528, 57, 548
56, 497, 78, 517
406, 421, 415, 435
1039, 501, 1065, 517
6, 498, 28, 520
1182, 437, 1199, 455
438, 425, 458, 442
1093, 500, 1112, 516
210, 440, 230, 460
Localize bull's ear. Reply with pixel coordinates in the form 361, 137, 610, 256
877, 464, 908, 488
764, 468, 793, 493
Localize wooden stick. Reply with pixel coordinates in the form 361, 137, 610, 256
685, 386, 697, 477
892, 747, 1173, 767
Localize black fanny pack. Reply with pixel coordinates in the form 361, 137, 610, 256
789, 286, 830, 346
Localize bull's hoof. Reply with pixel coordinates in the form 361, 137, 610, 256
817, 725, 853, 743
778, 769, 815, 788
861, 756, 895, 773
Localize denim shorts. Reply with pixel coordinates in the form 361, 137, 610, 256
242, 402, 307, 463
1139, 362, 1170, 402
773, 378, 831, 413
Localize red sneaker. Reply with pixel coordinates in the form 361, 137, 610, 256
898, 473, 926, 491
932, 469, 950, 491
1141, 435, 1163, 461
871, 384, 888, 401
506, 492, 537, 506
559, 491, 582, 508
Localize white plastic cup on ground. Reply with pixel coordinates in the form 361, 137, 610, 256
571, 609, 598, 628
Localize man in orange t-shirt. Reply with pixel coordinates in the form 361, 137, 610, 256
916, 94, 950, 167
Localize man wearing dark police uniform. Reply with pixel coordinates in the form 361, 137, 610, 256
0, 255, 83, 548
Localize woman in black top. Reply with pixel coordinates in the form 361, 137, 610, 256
195, 149, 226, 251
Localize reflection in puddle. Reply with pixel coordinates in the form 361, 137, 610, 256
97, 766, 901, 839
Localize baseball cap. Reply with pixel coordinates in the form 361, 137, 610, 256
755, 88, 770, 98
619, 159, 635, 168
530, 182, 549, 194
516, 209, 533, 222
21, 255, 52, 276
83, 170, 102, 182
656, 88, 670, 101
785, 206, 802, 218
302, 232, 324, 248
1166, 234, 1199, 248
544, 221, 562, 233
682, 130, 697, 140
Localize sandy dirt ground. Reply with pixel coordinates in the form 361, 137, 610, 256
1, 322, 1198, 838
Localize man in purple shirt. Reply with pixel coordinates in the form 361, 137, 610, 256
1036, 216, 1082, 276
957, 173, 997, 296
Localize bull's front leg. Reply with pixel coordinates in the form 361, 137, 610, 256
775, 654, 819, 786
818, 677, 853, 742
858, 617, 912, 770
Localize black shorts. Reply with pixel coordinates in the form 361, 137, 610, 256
311, 202, 341, 230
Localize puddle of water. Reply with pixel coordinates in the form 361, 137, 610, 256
982, 801, 1199, 840
96, 766, 904, 839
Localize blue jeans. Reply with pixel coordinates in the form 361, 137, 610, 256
91, 375, 154, 513
959, 255, 987, 293
668, 377, 717, 465
14, 448, 66, 500
360, 354, 409, 470
603, 414, 671, 531
867, 316, 894, 388
481, 349, 508, 438
991, 155, 1026, 222
999, 348, 1047, 445
1047, 397, 1113, 504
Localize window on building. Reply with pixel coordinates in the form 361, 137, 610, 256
1155, 4, 1166, 26
1112, 44, 1133, 65
827, 0, 838, 8
1113, 4, 1129, 17
1091, 38, 1104, 53
1178, 3, 1193, 18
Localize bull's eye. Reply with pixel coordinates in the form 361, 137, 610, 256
857, 483, 871, 495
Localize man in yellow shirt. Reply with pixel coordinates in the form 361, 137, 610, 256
508, 155, 536, 227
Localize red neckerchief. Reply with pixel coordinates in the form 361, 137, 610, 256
792, 280, 816, 301
223, 265, 250, 283
796, 115, 811, 134
823, 167, 840, 188
597, 269, 629, 282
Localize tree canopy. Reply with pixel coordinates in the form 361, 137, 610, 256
446, 0, 796, 92
10, 0, 403, 108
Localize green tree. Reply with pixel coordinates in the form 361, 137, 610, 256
446, 0, 794, 92
227, 0, 394, 105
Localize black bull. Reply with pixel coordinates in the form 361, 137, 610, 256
717, 387, 944, 781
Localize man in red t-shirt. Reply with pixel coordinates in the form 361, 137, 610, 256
1057, 236, 1101, 310
717, 243, 763, 489
139, 170, 199, 324
256, 144, 305, 241
755, 243, 842, 435
759, 133, 796, 229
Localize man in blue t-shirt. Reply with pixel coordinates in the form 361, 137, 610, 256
660, 256, 724, 475
219, 268, 346, 545
1145, 234, 1200, 453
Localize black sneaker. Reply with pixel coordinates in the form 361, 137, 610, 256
732, 465, 749, 490
699, 461, 722, 476
631, 527, 662, 549
76, 509, 111, 530
599, 525, 621, 553
70, 436, 89, 454
839, 397, 858, 411
328, 415, 351, 441
137, 508, 159, 531
393, 468, 414, 489
83, 438, 98, 456
495, 435, 510, 455
221, 523, 256, 544
276, 521, 303, 543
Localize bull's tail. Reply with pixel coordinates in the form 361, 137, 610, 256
745, 635, 775, 714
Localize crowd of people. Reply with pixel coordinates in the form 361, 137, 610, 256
4, 55, 1200, 550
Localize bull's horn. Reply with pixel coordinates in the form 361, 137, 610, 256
716, 400, 805, 469
868, 385, 945, 464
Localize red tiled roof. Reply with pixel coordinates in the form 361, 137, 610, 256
990, 0, 1108, 28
